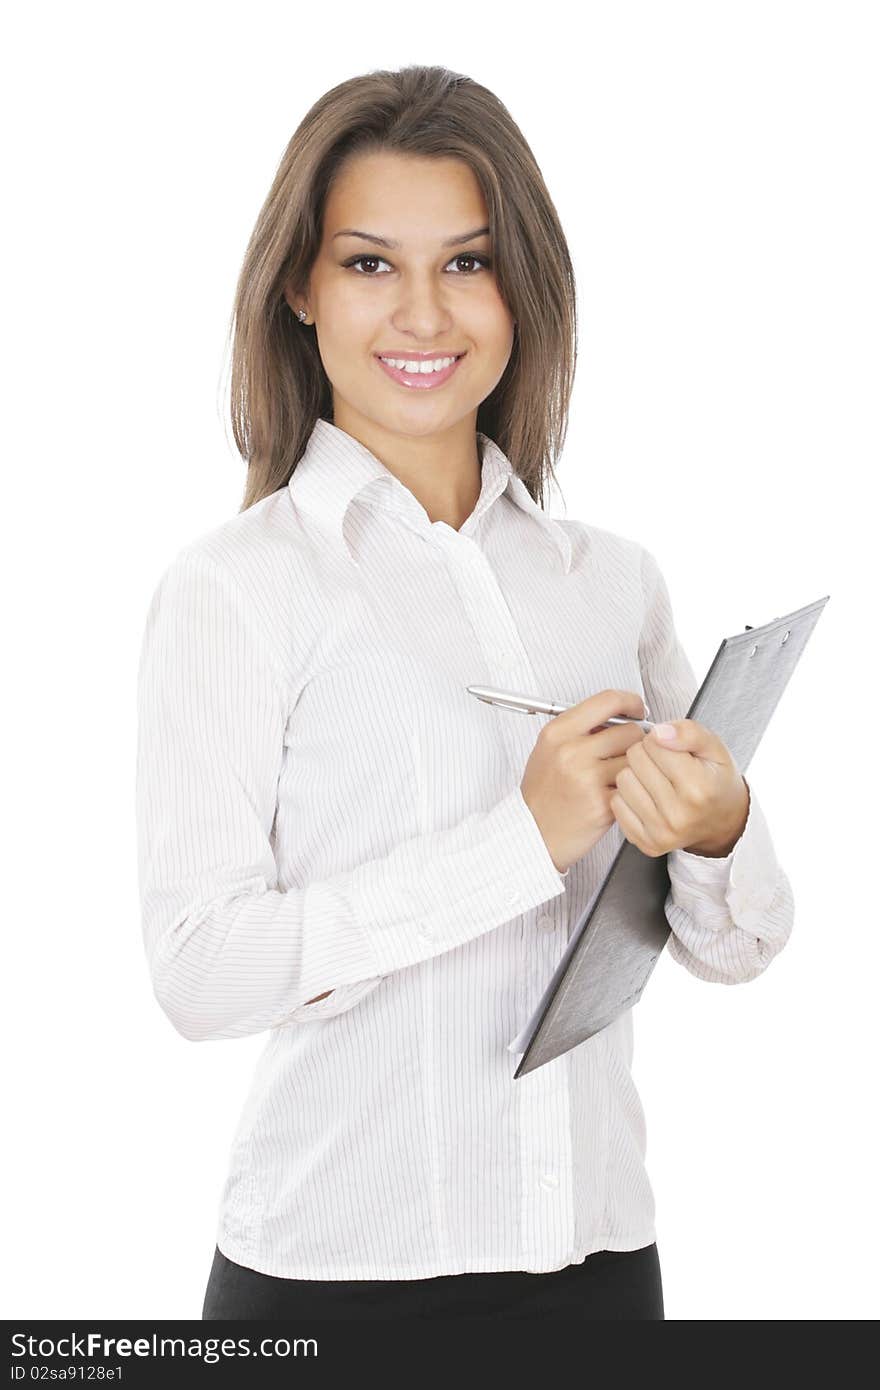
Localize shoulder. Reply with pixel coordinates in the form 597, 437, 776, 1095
554, 514, 649, 574
553, 517, 662, 625
147, 487, 318, 702
170, 488, 302, 593
157, 483, 327, 619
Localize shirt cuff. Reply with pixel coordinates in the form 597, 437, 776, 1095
351, 785, 569, 975
666, 781, 782, 933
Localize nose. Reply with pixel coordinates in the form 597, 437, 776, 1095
390, 272, 455, 341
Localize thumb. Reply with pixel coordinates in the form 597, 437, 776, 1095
651, 718, 723, 761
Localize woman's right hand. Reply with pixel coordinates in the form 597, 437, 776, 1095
520, 688, 648, 874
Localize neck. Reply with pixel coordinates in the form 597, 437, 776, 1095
332, 404, 483, 530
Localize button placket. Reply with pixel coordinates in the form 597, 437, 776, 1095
518, 1061, 576, 1265
437, 536, 544, 761
435, 528, 576, 1264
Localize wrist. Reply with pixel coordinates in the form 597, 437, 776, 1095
683, 777, 750, 857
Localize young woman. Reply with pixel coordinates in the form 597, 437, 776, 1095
136, 64, 794, 1321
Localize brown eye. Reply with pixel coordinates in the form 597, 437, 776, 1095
344, 255, 392, 274
448, 254, 492, 274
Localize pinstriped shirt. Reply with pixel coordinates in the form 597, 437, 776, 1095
135, 416, 794, 1279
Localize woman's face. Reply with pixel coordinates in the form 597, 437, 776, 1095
287, 150, 515, 444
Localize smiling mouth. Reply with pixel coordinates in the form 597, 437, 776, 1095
374, 352, 466, 390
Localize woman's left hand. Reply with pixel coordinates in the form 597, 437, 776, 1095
610, 718, 750, 858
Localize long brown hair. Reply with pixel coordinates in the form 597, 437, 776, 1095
226, 64, 577, 514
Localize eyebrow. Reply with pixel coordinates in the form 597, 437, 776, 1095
331, 225, 491, 250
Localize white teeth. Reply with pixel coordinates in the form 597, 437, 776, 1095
379, 355, 458, 374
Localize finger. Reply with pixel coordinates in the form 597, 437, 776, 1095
552, 688, 646, 737
647, 718, 726, 763
588, 723, 649, 759
601, 752, 638, 786
614, 764, 663, 842
610, 789, 651, 854
622, 739, 680, 825
638, 735, 708, 809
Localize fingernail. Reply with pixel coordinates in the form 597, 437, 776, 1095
654, 723, 676, 740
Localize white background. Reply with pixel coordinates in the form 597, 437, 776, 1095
4, 0, 876, 1321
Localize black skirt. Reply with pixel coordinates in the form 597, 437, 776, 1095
201, 1241, 664, 1320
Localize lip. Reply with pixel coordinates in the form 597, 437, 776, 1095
374, 351, 465, 391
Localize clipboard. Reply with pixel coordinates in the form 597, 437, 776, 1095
508, 593, 830, 1079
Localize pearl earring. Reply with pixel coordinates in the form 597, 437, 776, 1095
297, 309, 307, 322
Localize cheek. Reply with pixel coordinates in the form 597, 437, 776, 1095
314, 281, 377, 348
314, 318, 378, 399
470, 302, 515, 383
478, 289, 515, 344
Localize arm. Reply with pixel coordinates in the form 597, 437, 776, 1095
637, 545, 795, 983
135, 549, 567, 1041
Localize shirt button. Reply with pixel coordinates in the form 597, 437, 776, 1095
538, 1172, 559, 1191
536, 912, 555, 932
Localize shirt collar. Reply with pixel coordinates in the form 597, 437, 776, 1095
287, 417, 572, 573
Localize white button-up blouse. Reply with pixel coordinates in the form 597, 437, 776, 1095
135, 417, 794, 1279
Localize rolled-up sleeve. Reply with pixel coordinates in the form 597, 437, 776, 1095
637, 545, 795, 983
135, 549, 568, 1042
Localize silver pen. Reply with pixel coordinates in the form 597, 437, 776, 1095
466, 684, 655, 731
